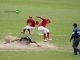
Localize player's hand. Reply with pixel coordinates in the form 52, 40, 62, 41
36, 16, 40, 18
36, 21, 39, 25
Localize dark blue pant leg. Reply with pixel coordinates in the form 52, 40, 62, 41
72, 39, 79, 55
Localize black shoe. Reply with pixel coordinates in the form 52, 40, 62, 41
79, 52, 80, 54
74, 53, 77, 55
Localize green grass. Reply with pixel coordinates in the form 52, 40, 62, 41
0, 51, 80, 60
0, 0, 80, 60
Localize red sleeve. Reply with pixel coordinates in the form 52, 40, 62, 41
27, 19, 29, 23
40, 18, 46, 21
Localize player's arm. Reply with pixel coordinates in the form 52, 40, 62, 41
70, 34, 74, 41
70, 32, 75, 41
36, 16, 45, 20
26, 20, 30, 25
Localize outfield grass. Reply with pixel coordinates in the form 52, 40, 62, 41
0, 0, 80, 60
0, 50, 80, 60
1, 50, 80, 60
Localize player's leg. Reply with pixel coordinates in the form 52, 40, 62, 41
27, 29, 31, 34
43, 28, 52, 41
72, 40, 78, 55
38, 26, 48, 42
21, 26, 34, 34
43, 34, 46, 40
27, 26, 35, 34
26, 36, 41, 47
21, 26, 28, 33
45, 28, 50, 40
31, 41, 41, 47
75, 38, 80, 54
21, 29, 26, 34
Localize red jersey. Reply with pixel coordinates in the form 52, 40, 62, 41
39, 18, 49, 27
26, 18, 36, 27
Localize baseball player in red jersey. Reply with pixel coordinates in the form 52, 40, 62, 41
36, 16, 52, 42
21, 16, 36, 34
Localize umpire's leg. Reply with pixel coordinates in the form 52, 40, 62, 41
76, 38, 80, 53
72, 39, 79, 55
